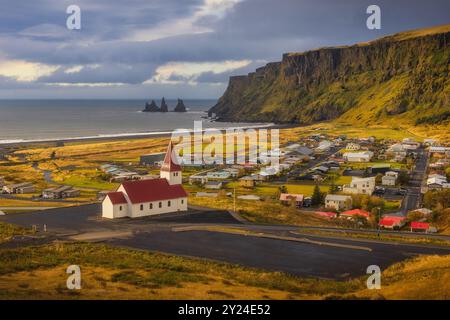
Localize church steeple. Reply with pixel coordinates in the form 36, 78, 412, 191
160, 141, 182, 185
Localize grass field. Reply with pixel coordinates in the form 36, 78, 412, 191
0, 222, 34, 244
0, 241, 448, 300
0, 198, 71, 208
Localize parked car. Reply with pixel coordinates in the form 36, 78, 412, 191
374, 186, 386, 195
303, 197, 312, 207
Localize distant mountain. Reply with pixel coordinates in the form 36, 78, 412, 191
209, 24, 450, 126
174, 99, 187, 112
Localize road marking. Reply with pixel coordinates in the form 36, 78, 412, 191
172, 226, 372, 252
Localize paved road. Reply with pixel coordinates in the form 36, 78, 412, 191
401, 146, 428, 214
1, 204, 449, 279
0, 206, 57, 211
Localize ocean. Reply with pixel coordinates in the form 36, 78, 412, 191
0, 99, 269, 144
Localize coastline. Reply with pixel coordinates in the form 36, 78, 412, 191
0, 122, 289, 148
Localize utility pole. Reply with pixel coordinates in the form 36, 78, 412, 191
233, 187, 236, 212
377, 207, 381, 238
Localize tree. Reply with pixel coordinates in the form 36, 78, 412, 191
407, 210, 424, 223
375, 173, 383, 185
328, 181, 338, 194
369, 207, 382, 228
397, 171, 410, 185
423, 189, 450, 211
278, 185, 288, 194
311, 185, 323, 206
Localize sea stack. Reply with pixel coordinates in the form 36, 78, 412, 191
143, 100, 160, 112
174, 99, 187, 112
160, 97, 169, 112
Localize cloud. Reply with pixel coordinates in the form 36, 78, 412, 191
128, 0, 243, 41
0, 0, 449, 98
145, 59, 251, 85
18, 23, 69, 39
0, 59, 59, 82
46, 82, 126, 87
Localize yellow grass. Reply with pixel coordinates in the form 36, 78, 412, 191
0, 242, 448, 300
353, 255, 450, 300
0, 198, 70, 208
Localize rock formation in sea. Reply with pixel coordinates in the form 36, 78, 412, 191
160, 97, 169, 112
173, 99, 187, 112
143, 100, 160, 112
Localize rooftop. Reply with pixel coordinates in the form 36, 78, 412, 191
121, 178, 187, 204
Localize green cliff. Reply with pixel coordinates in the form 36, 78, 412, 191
210, 24, 450, 126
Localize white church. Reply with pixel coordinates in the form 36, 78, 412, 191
102, 142, 188, 219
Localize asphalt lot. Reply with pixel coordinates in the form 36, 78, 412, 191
114, 229, 450, 279
1, 204, 449, 279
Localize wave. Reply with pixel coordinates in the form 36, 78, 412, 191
0, 123, 275, 145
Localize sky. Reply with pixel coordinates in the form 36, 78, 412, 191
0, 0, 448, 99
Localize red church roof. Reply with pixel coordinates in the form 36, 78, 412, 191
121, 178, 187, 204
160, 141, 181, 172
106, 192, 128, 205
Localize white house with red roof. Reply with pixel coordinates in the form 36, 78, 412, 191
340, 209, 370, 220
102, 142, 188, 219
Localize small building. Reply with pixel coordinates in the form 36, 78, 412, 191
312, 166, 329, 174
426, 176, 447, 190
410, 221, 431, 233
2, 182, 35, 194
206, 171, 231, 180
343, 151, 374, 162
382, 175, 396, 186
43, 185, 80, 199
325, 194, 352, 211
139, 152, 166, 166
429, 146, 450, 156
379, 216, 406, 229
279, 193, 304, 207
251, 174, 269, 182
343, 177, 376, 195
315, 140, 333, 153
196, 192, 218, 198
345, 143, 361, 151
382, 171, 398, 186
239, 176, 256, 188
205, 181, 223, 190
222, 168, 240, 178
287, 145, 313, 156
386, 143, 407, 161
189, 175, 208, 185
340, 209, 370, 220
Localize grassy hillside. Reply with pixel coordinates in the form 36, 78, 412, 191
210, 24, 450, 127
0, 242, 448, 300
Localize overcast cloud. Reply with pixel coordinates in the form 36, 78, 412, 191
0, 0, 448, 98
